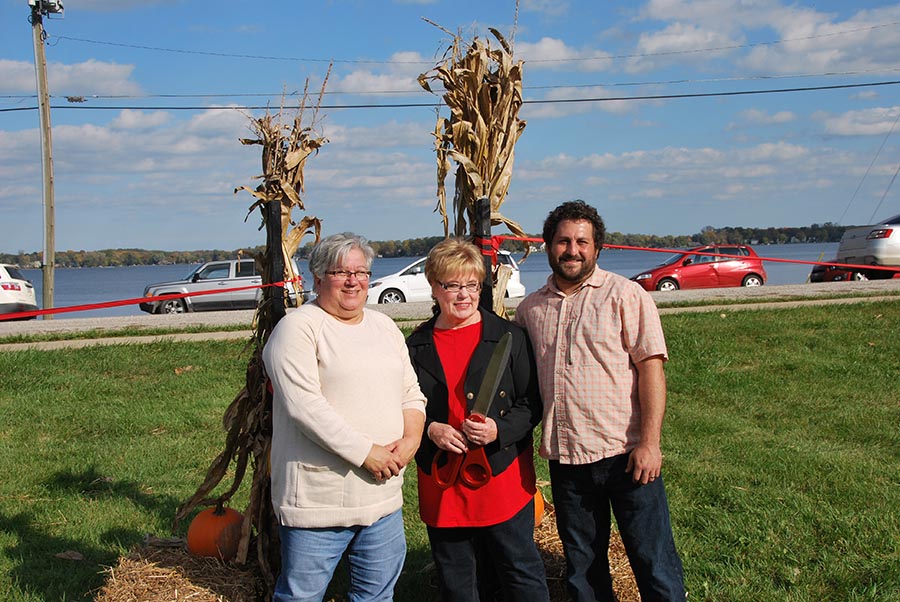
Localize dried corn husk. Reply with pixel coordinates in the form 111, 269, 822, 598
420, 23, 528, 309
176, 73, 330, 599
419, 25, 527, 240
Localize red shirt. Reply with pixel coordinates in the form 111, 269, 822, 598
418, 321, 536, 528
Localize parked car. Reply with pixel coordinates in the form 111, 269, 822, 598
0, 264, 38, 320
808, 258, 867, 283
140, 258, 303, 314
834, 213, 900, 279
631, 245, 767, 292
366, 250, 526, 304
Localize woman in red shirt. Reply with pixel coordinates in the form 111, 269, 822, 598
406, 238, 549, 601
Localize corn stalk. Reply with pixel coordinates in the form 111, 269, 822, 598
175, 74, 328, 599
419, 22, 527, 313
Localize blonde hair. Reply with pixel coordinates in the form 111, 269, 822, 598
424, 238, 486, 285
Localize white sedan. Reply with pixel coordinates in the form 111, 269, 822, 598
366, 251, 526, 304
0, 264, 38, 320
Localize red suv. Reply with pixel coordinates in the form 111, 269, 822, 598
631, 245, 767, 292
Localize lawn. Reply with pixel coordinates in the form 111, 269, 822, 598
0, 300, 898, 601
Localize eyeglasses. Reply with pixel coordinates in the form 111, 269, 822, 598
439, 281, 482, 293
326, 270, 372, 281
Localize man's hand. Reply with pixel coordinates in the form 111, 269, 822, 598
626, 442, 662, 485
362, 443, 401, 481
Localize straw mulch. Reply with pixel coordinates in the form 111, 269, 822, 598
95, 537, 264, 602
537, 499, 639, 602
97, 503, 637, 602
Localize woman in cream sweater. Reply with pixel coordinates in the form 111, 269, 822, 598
263, 232, 426, 602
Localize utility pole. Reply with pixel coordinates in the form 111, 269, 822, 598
29, 0, 63, 319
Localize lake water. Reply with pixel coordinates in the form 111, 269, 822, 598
20, 242, 838, 319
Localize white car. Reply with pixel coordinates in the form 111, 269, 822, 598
835, 213, 900, 279
366, 251, 526, 304
0, 264, 38, 320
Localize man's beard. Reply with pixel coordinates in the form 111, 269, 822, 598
550, 253, 595, 284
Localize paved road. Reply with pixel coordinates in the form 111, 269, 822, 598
2, 280, 899, 351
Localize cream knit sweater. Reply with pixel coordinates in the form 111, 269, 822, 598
263, 303, 426, 528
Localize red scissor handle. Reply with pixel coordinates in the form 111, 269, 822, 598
431, 449, 464, 490
430, 414, 493, 490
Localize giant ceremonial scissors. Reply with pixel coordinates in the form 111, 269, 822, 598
431, 331, 513, 490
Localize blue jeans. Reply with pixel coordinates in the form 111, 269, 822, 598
550, 454, 685, 602
274, 510, 407, 602
426, 498, 550, 602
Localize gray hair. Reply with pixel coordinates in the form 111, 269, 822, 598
308, 232, 375, 278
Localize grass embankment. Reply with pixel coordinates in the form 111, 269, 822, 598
0, 300, 898, 601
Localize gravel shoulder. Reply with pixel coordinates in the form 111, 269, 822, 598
2, 280, 899, 350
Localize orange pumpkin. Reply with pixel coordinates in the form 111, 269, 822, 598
534, 489, 545, 527
186, 502, 244, 561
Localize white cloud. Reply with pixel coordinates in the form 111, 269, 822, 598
633, 2, 900, 76
642, 0, 782, 30
50, 59, 141, 95
522, 86, 637, 119
110, 110, 171, 130
516, 38, 613, 72
820, 106, 900, 136
521, 0, 570, 17
331, 52, 428, 96
626, 22, 738, 72
0, 60, 37, 93
741, 5, 900, 75
326, 121, 432, 149
739, 109, 796, 125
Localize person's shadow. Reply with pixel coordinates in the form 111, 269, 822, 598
0, 465, 182, 600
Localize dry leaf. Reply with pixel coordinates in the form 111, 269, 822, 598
55, 550, 84, 561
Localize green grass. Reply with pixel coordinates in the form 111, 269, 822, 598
1, 301, 899, 600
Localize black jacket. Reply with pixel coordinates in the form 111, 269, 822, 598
406, 309, 543, 477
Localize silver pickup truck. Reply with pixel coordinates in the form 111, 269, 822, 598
140, 258, 303, 314
835, 213, 900, 280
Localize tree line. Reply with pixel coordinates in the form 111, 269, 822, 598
1, 223, 848, 268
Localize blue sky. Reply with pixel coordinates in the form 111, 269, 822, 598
2, 0, 900, 253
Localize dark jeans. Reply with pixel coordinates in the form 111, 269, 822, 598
426, 498, 550, 602
550, 454, 686, 602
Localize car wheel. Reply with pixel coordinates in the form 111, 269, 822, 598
742, 274, 763, 287
379, 289, 406, 304
851, 271, 868, 281
656, 278, 679, 292
158, 299, 186, 314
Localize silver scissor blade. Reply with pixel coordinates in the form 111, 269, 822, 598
470, 331, 512, 417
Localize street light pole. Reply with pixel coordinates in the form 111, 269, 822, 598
29, 0, 63, 319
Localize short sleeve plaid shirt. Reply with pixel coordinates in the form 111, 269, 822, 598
515, 268, 668, 464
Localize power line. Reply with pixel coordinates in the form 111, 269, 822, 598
3, 67, 900, 103
3, 79, 899, 113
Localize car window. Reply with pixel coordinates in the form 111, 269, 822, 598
235, 260, 258, 278
716, 247, 746, 259
197, 264, 231, 280
3, 266, 26, 280
694, 253, 716, 264
883, 214, 900, 225
403, 261, 425, 276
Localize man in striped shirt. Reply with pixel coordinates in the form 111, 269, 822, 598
515, 200, 685, 602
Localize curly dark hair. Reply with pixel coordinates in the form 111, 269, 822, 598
541, 200, 606, 250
